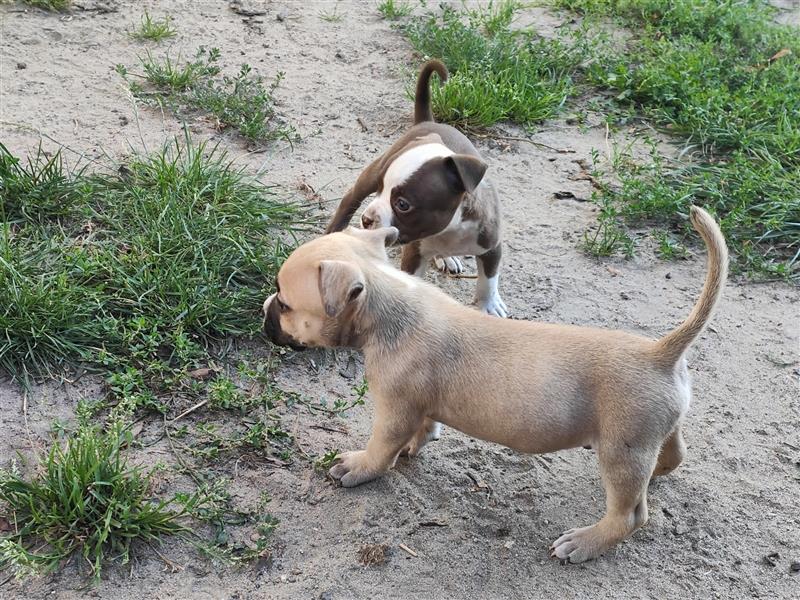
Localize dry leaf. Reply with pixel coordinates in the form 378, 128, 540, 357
769, 48, 791, 63
188, 367, 216, 380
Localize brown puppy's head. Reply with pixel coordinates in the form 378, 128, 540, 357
262, 227, 398, 350
360, 143, 487, 244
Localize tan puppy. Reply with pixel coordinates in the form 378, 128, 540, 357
262, 207, 728, 563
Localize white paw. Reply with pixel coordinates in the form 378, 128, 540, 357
477, 291, 508, 318
433, 255, 464, 274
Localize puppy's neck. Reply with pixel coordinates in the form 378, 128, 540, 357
356, 269, 431, 355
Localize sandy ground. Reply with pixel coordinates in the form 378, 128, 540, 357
1, 1, 799, 598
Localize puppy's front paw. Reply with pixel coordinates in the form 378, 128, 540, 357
433, 255, 464, 274
550, 525, 609, 564
328, 451, 381, 487
477, 291, 508, 318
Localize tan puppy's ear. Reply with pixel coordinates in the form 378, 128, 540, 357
445, 155, 487, 193
344, 226, 399, 248
318, 260, 365, 317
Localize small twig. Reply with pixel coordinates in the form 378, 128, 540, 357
163, 415, 202, 485
446, 273, 478, 279
171, 399, 208, 423
398, 543, 418, 557
356, 117, 369, 133
148, 543, 184, 573
229, 1, 268, 17
310, 424, 348, 434
472, 132, 572, 153
418, 519, 448, 528
21, 390, 41, 462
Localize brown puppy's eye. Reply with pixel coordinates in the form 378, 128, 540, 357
394, 197, 411, 213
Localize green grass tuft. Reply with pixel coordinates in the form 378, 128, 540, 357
319, 1, 343, 22
392, 1, 582, 129
0, 421, 188, 580
130, 10, 177, 42
0, 142, 86, 224
0, 136, 305, 380
556, 0, 800, 278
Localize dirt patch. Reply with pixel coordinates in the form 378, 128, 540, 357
1, 1, 798, 598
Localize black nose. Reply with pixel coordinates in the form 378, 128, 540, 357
361, 214, 374, 229
262, 313, 274, 337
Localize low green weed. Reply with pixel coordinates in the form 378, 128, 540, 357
555, 0, 800, 277
118, 48, 295, 145
377, 0, 413, 20
319, 1, 343, 22
130, 10, 177, 42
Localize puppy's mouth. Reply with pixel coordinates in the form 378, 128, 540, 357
284, 340, 308, 352
264, 327, 308, 352
262, 300, 308, 351
394, 231, 418, 245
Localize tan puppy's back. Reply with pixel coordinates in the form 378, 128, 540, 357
369, 299, 681, 454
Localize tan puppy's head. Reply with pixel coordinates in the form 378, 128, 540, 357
262, 226, 398, 350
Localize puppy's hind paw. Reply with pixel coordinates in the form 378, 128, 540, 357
401, 420, 443, 457
433, 255, 464, 274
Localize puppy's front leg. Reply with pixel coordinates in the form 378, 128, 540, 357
329, 400, 423, 487
475, 244, 507, 318
400, 242, 426, 276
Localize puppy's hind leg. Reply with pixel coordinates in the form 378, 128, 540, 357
401, 418, 442, 457
653, 426, 686, 477
551, 442, 659, 563
329, 399, 423, 488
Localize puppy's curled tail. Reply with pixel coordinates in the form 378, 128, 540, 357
414, 60, 448, 124
654, 206, 728, 364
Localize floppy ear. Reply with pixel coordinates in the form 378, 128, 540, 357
445, 155, 487, 193
318, 260, 366, 317
344, 226, 399, 248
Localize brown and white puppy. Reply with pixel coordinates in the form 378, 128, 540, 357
263, 207, 728, 563
325, 60, 507, 318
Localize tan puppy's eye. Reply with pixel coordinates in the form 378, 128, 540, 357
394, 197, 411, 213
277, 297, 291, 312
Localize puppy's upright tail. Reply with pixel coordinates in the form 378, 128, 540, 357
414, 60, 448, 124
654, 206, 728, 364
